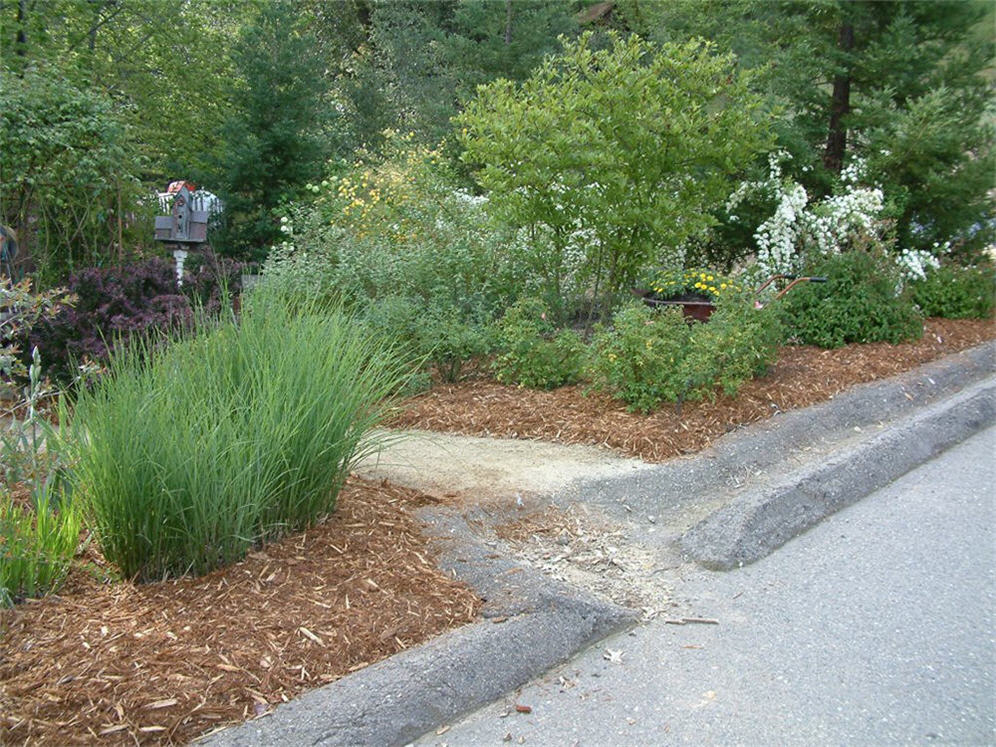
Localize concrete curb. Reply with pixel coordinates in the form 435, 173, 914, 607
559, 342, 996, 523
202, 510, 635, 747
681, 376, 996, 570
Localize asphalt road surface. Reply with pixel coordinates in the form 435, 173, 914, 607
419, 425, 996, 746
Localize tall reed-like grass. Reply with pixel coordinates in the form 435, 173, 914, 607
60, 291, 413, 581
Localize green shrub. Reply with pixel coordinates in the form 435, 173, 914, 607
0, 490, 81, 607
586, 294, 783, 413
680, 293, 784, 399
457, 31, 772, 314
60, 291, 412, 581
586, 303, 692, 412
781, 250, 923, 348
264, 133, 529, 317
361, 296, 491, 383
910, 263, 995, 319
492, 298, 584, 390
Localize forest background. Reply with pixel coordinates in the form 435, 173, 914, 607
2, 0, 993, 285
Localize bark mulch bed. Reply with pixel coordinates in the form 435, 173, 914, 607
393, 318, 995, 463
0, 479, 481, 746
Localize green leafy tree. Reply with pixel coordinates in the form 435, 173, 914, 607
312, 0, 576, 149
641, 0, 995, 254
441, 0, 577, 106
213, 0, 332, 260
1, 0, 238, 180
456, 31, 772, 319
0, 70, 146, 282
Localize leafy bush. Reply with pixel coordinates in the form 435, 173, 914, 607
25, 256, 244, 381
0, 491, 81, 607
492, 298, 585, 390
586, 295, 783, 413
0, 70, 150, 284
587, 303, 692, 412
360, 296, 492, 383
1, 278, 71, 381
680, 293, 784, 400
264, 133, 528, 318
781, 249, 923, 348
59, 291, 412, 581
910, 263, 995, 319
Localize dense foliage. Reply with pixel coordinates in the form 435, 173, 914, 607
212, 1, 332, 259
0, 492, 81, 607
25, 256, 244, 381
0, 71, 148, 283
910, 264, 996, 320
587, 294, 783, 413
491, 298, 585, 390
643, 0, 995, 254
457, 31, 772, 318
781, 249, 924, 348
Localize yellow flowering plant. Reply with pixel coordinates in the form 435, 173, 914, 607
643, 267, 740, 303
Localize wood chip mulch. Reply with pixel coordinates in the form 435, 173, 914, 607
0, 479, 481, 746
393, 318, 996, 463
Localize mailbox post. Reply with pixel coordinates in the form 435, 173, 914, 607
154, 185, 211, 285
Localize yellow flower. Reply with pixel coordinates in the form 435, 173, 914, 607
707, 275, 714, 281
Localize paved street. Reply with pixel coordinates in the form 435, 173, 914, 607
419, 426, 996, 746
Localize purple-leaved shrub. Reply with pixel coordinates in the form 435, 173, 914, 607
25, 255, 245, 381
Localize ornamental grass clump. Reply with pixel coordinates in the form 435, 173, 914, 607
60, 291, 412, 581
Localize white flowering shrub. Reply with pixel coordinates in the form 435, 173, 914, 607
895, 248, 942, 282
727, 152, 894, 276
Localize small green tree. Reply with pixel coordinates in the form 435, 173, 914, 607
456, 32, 772, 320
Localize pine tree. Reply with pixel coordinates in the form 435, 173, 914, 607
214, 0, 331, 260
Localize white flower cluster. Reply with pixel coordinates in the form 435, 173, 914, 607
452, 189, 488, 206
896, 247, 941, 281
731, 152, 893, 275
801, 185, 885, 256
754, 183, 808, 275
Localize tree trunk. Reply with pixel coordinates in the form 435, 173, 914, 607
16, 0, 28, 60
823, 22, 854, 174
504, 0, 513, 45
